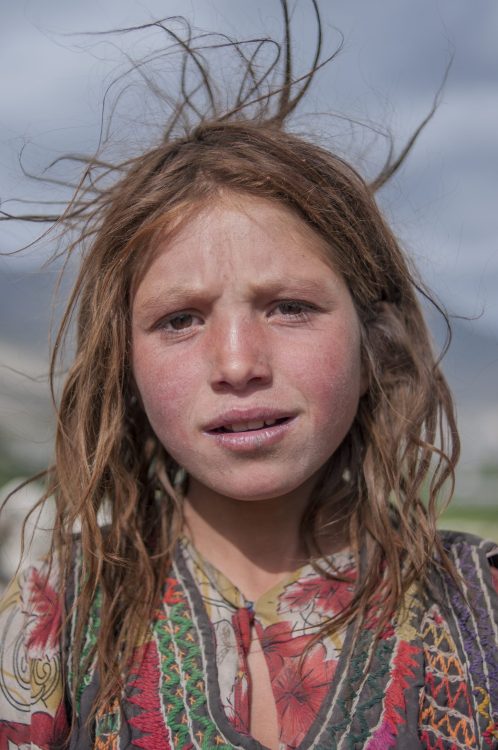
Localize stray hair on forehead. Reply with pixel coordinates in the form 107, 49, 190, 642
1, 0, 458, 721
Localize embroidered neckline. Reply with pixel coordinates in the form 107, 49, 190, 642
179, 535, 355, 619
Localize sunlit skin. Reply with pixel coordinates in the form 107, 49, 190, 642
132, 194, 365, 749
132, 194, 363, 504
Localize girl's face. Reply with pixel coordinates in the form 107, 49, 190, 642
131, 195, 364, 504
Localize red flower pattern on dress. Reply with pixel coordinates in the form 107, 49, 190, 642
260, 621, 308, 657
271, 639, 336, 748
0, 706, 68, 750
280, 573, 354, 616
258, 619, 339, 747
0, 720, 31, 750
163, 576, 183, 605
25, 567, 62, 654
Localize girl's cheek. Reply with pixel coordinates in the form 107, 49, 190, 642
307, 348, 362, 431
134, 352, 198, 437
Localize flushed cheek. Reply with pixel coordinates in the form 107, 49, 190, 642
290, 338, 362, 433
133, 349, 200, 448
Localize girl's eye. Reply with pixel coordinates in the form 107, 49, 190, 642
159, 312, 202, 332
272, 300, 315, 318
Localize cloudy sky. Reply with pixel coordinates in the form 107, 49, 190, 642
1, 0, 497, 336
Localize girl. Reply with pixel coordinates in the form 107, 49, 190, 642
1, 4, 497, 749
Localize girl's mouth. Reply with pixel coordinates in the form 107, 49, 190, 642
210, 417, 290, 434
205, 416, 295, 452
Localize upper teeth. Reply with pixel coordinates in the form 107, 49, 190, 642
226, 419, 277, 432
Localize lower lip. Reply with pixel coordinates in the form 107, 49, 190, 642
205, 418, 295, 453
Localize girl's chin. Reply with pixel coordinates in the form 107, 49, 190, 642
189, 475, 316, 505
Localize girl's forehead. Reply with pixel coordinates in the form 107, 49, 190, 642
139, 193, 337, 279
131, 194, 353, 313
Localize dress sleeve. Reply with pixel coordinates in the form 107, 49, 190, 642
0, 562, 69, 749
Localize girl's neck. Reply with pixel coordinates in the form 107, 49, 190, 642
182, 480, 346, 602
183, 483, 309, 601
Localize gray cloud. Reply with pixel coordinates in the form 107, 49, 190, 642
1, 0, 497, 335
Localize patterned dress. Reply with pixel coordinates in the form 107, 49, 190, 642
0, 531, 497, 749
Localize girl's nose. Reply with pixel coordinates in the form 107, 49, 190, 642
209, 317, 272, 392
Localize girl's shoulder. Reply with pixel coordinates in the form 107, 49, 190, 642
436, 528, 498, 594
0, 557, 68, 745
437, 527, 498, 554
414, 531, 498, 747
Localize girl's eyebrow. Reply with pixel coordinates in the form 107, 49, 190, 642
134, 285, 211, 313
247, 277, 335, 297
135, 277, 336, 314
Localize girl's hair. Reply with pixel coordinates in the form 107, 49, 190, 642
2, 1, 458, 720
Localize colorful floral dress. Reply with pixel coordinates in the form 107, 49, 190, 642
0, 531, 497, 749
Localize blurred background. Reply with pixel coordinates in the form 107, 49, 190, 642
1, 0, 497, 585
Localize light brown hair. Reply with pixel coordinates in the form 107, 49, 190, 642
2, 1, 458, 722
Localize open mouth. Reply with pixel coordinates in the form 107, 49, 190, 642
210, 417, 290, 434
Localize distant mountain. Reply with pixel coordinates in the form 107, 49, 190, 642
428, 308, 498, 408
0, 264, 72, 353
